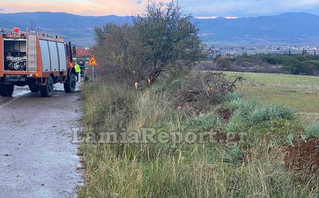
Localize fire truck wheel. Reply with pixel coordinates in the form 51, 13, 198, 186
0, 84, 14, 97
64, 73, 76, 93
40, 76, 54, 97
28, 83, 39, 92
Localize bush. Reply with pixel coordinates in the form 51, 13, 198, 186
176, 72, 244, 115
223, 94, 297, 134
305, 123, 319, 139
187, 114, 222, 131
248, 105, 297, 125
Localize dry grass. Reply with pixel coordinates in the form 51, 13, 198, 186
78, 79, 319, 198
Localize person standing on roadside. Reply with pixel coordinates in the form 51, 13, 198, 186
79, 61, 85, 77
74, 62, 81, 81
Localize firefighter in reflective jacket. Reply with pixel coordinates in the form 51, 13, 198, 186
74, 63, 81, 81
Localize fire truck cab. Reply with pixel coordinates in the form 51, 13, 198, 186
0, 28, 77, 97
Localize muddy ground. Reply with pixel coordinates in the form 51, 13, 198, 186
0, 84, 82, 198
285, 137, 319, 176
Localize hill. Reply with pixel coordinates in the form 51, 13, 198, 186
0, 12, 319, 46
0, 12, 132, 46
196, 13, 319, 45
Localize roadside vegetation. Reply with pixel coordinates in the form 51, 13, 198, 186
78, 1, 319, 197
79, 78, 319, 197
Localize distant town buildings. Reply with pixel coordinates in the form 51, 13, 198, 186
208, 45, 319, 59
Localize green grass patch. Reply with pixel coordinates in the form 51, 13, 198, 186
229, 72, 319, 123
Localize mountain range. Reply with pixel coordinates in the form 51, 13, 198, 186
0, 12, 318, 47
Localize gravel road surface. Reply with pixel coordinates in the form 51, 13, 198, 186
0, 84, 82, 198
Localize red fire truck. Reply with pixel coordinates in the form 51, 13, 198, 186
0, 28, 78, 97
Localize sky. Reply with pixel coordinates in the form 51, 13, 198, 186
0, 0, 319, 17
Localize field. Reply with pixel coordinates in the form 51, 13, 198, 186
233, 72, 319, 123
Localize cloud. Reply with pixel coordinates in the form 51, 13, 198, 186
282, 0, 319, 9
180, 0, 319, 17
194, 16, 239, 20
0, 0, 174, 16
0, 0, 319, 17
195, 16, 219, 19
0, 0, 147, 16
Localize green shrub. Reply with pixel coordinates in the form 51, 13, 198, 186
305, 123, 319, 139
248, 105, 296, 125
187, 114, 222, 131
224, 94, 297, 132
225, 92, 242, 103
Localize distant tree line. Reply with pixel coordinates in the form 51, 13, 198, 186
201, 53, 319, 76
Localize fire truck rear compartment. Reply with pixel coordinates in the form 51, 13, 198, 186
4, 40, 27, 71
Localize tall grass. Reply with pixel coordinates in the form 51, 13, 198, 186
79, 81, 318, 198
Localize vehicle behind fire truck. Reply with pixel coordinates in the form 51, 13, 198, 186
0, 28, 78, 97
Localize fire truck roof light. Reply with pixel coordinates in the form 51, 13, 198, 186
13, 28, 20, 33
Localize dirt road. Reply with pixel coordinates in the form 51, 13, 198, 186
0, 84, 82, 198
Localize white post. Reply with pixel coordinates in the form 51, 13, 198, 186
92, 66, 95, 80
